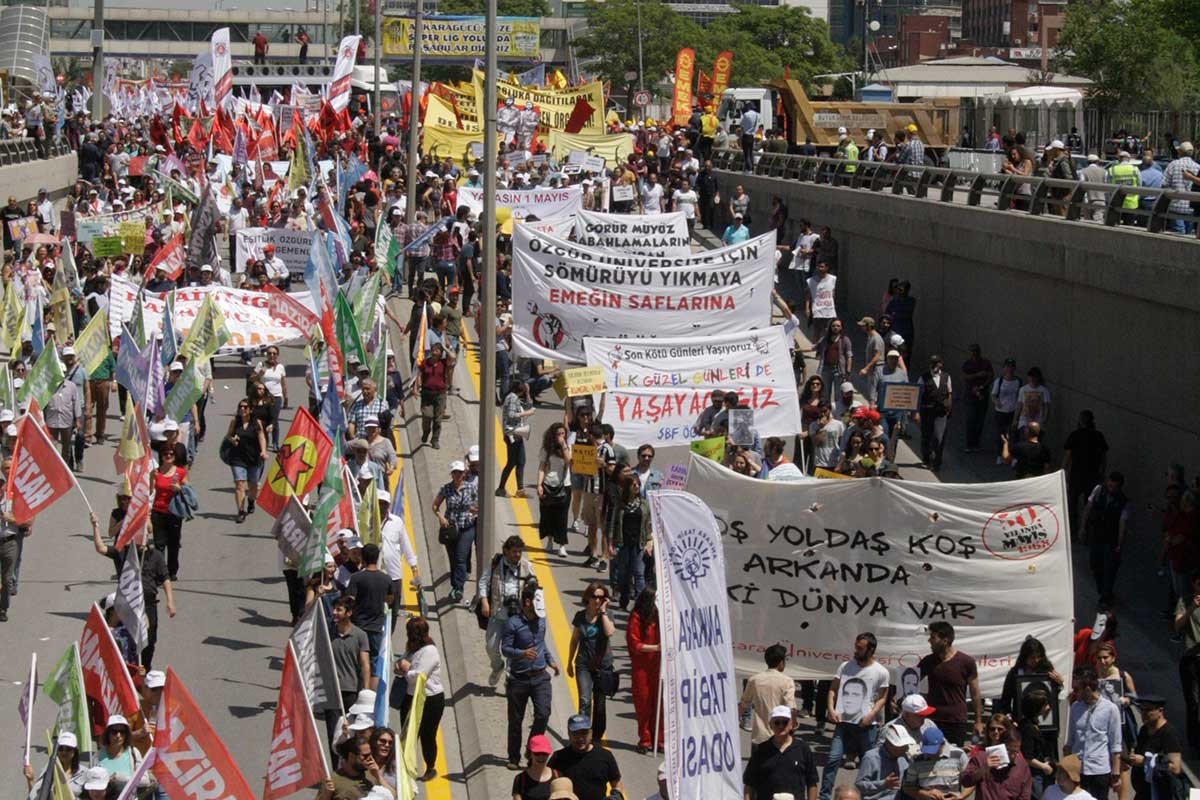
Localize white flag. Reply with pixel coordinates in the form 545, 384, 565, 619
329, 35, 362, 113
18, 653, 36, 767
114, 546, 147, 654
211, 27, 232, 109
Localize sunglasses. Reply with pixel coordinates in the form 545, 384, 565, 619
591, 593, 608, 601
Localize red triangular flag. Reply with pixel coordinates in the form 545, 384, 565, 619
115, 453, 154, 551
80, 604, 142, 727
153, 668, 255, 800
6, 414, 76, 525
263, 642, 330, 799
143, 234, 185, 281
563, 97, 594, 134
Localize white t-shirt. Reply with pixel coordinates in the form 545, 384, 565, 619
810, 419, 846, 468
807, 274, 837, 319
1043, 787, 1097, 800
991, 376, 1021, 414
641, 183, 664, 214
673, 188, 698, 219
1017, 384, 1052, 428
835, 659, 890, 724
794, 232, 820, 271
258, 363, 287, 398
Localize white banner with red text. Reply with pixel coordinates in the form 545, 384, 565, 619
583, 327, 801, 447
457, 185, 583, 221
512, 227, 775, 362
683, 456, 1074, 696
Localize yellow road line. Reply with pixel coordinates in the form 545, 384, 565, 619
457, 326, 580, 711
390, 432, 450, 797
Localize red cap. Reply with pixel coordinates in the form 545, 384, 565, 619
527, 734, 552, 755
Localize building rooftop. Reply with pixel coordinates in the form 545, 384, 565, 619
876, 56, 1092, 97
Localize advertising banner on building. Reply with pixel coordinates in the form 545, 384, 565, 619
682, 456, 1074, 695
584, 327, 801, 446
383, 15, 540, 59
512, 227, 775, 362
573, 209, 691, 256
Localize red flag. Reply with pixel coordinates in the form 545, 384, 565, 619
116, 454, 154, 550
261, 283, 320, 332
153, 668, 255, 800
149, 115, 172, 154
256, 407, 333, 519
186, 117, 208, 152
563, 98, 593, 134
143, 234, 185, 281
263, 642, 329, 799
5, 414, 76, 525
80, 604, 141, 728
697, 70, 713, 95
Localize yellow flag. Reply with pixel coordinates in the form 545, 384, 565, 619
178, 294, 231, 361
552, 68, 568, 90
401, 672, 427, 781
1, 282, 23, 353
357, 479, 381, 547
116, 394, 145, 467
73, 308, 110, 376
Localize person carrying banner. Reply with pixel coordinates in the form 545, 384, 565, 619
45, 357, 84, 472
0, 463, 29, 623
23, 731, 87, 797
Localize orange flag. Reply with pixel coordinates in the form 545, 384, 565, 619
256, 407, 333, 518
6, 414, 77, 525
697, 70, 713, 95
264, 642, 330, 799
144, 234, 185, 281
116, 453, 154, 550
154, 668, 255, 800
671, 48, 696, 127
80, 604, 141, 726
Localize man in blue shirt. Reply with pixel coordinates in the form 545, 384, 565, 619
723, 212, 750, 245
502, 583, 560, 769
1064, 666, 1123, 799
739, 106, 760, 172
1138, 148, 1164, 217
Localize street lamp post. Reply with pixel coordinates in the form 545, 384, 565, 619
478, 0, 498, 582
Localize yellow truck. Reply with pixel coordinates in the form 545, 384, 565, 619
717, 79, 960, 155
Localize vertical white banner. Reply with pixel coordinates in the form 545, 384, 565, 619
649, 490, 742, 800
211, 28, 232, 110
329, 35, 362, 112
18, 652, 36, 767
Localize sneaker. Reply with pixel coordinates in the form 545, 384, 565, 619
488, 667, 504, 686
505, 762, 521, 771
556, 546, 568, 557
0, 610, 7, 622
513, 488, 527, 498
583, 556, 597, 568
236, 511, 246, 524
247, 500, 255, 513
569, 519, 580, 533
495, 488, 507, 498
595, 559, 607, 572
431, 441, 440, 449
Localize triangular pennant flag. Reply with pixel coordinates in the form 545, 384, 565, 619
73, 308, 111, 377
79, 604, 141, 725
256, 407, 333, 518
42, 643, 90, 756
288, 600, 344, 715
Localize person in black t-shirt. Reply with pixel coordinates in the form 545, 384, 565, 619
346, 544, 394, 689
1125, 695, 1183, 800
1002, 422, 1052, 479
744, 705, 820, 800
547, 715, 623, 800
1062, 411, 1109, 531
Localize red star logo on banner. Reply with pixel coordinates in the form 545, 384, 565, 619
274, 440, 316, 493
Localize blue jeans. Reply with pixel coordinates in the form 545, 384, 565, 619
575, 663, 609, 740
444, 522, 476, 594
506, 671, 552, 764
614, 543, 646, 605
1170, 218, 1195, 234
497, 349, 512, 401
435, 260, 457, 290
271, 396, 283, 449
820, 722, 878, 800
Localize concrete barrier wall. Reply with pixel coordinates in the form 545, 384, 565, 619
718, 169, 1200, 502
2, 153, 78, 204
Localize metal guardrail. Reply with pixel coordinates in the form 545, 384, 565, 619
0, 137, 72, 167
713, 149, 1200, 237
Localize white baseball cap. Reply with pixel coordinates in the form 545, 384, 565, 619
769, 705, 793, 721
466, 445, 480, 461
348, 689, 377, 715
145, 670, 166, 688
56, 731, 78, 749
449, 460, 466, 473
901, 694, 936, 716
84, 766, 111, 791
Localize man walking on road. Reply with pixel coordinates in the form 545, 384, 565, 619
478, 535, 534, 686
346, 544, 393, 690
918, 621, 983, 745
330, 597, 371, 712
822, 633, 890, 800
1064, 666, 1123, 800
503, 583, 559, 770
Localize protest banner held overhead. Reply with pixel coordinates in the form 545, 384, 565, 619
512, 226, 776, 362
573, 210, 692, 257
683, 456, 1074, 695
584, 327, 802, 446
456, 185, 583, 222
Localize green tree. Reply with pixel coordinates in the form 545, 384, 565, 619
698, 5, 851, 88
574, 0, 704, 105
436, 0, 550, 15
1056, 0, 1200, 110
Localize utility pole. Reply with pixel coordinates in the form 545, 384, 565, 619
373, 0, 382, 133
91, 0, 105, 120
355, 0, 360, 36
404, 0, 422, 226
636, 0, 645, 120
478, 0, 498, 570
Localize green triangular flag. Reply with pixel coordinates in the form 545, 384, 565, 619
334, 291, 366, 366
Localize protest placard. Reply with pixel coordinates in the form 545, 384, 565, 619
563, 366, 605, 397
572, 443, 598, 476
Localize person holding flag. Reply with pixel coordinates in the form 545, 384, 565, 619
0, 460, 31, 622
395, 615, 445, 782
22, 731, 87, 797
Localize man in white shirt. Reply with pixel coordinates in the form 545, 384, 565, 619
739, 106, 761, 172
806, 260, 838, 342
262, 244, 289, 287
822, 633, 891, 800
35, 188, 57, 233
640, 173, 664, 214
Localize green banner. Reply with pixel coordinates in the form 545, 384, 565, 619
42, 643, 90, 756
353, 271, 383, 337
20, 343, 65, 409
163, 358, 206, 422
91, 236, 123, 257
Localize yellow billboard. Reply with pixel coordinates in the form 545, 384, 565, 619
382, 15, 540, 59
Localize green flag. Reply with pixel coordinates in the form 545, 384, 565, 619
73, 309, 111, 377
370, 324, 389, 396
164, 358, 206, 422
353, 271, 382, 336
0, 363, 12, 412
42, 643, 89, 755
302, 456, 347, 577
334, 291, 366, 366
288, 131, 310, 194
129, 299, 147, 350
179, 294, 231, 362
357, 478, 380, 547
20, 341, 65, 408
375, 219, 401, 279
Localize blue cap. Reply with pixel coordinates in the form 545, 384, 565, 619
920, 727, 945, 755
567, 714, 592, 732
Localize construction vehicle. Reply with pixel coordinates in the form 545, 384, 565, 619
717, 79, 960, 155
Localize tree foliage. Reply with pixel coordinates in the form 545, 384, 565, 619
1056, 0, 1200, 110
437, 0, 551, 15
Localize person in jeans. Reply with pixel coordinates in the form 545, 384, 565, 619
498, 382, 534, 498
1064, 666, 1123, 800
433, 461, 478, 604
821, 633, 890, 800
478, 535, 534, 686
502, 583, 560, 770
568, 582, 616, 742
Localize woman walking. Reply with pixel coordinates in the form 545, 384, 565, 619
253, 346, 288, 451
567, 581, 616, 741
498, 381, 535, 498
627, 587, 662, 754
612, 473, 650, 608
395, 616, 445, 782
151, 445, 188, 581
247, 380, 277, 454
224, 398, 267, 523
433, 461, 478, 604
537, 423, 572, 558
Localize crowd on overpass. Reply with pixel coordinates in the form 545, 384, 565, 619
2, 56, 1200, 800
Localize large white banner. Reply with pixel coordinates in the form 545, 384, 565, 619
512, 227, 776, 362
517, 216, 575, 239
211, 28, 232, 109
649, 490, 742, 800
234, 227, 314, 280
330, 35, 362, 113
583, 328, 801, 447
457, 185, 582, 221
574, 209, 692, 256
683, 457, 1074, 696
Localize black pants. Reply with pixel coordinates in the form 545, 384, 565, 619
699, 195, 716, 229
283, 569, 306, 622
499, 435, 526, 491
741, 134, 756, 171
507, 671, 552, 763
151, 511, 183, 578
994, 410, 1015, 457
964, 396, 989, 450
1180, 645, 1200, 749
1068, 478, 1093, 538
919, 411, 947, 469
253, 52, 266, 64
400, 691, 445, 772
142, 602, 159, 669
196, 393, 209, 441
940, 721, 972, 747
1089, 541, 1121, 601
1080, 774, 1112, 800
